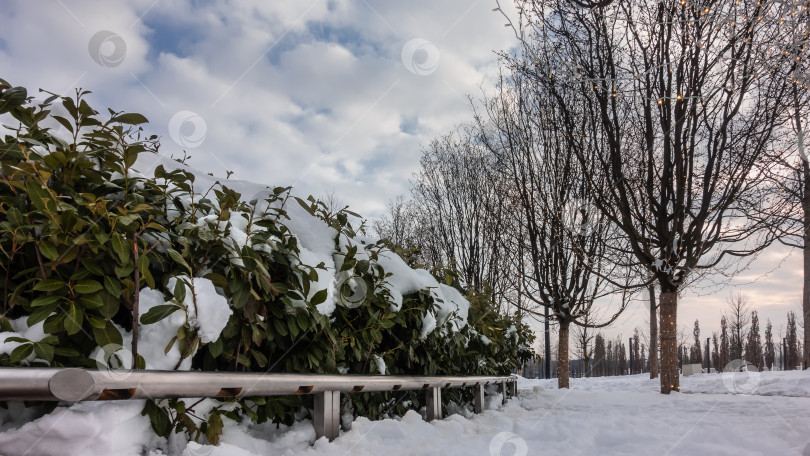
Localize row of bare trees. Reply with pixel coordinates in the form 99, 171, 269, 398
590, 296, 802, 377
495, 0, 810, 393
376, 0, 809, 392
709, 294, 804, 371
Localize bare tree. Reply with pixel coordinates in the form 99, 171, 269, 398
573, 314, 597, 377
677, 325, 690, 370
320, 189, 347, 220
720, 315, 730, 370
727, 292, 751, 362
752, 3, 810, 370
500, 0, 808, 394
476, 71, 629, 388
373, 195, 417, 248
648, 285, 658, 378
408, 127, 514, 305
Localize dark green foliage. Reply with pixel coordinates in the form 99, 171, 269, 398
0, 79, 534, 442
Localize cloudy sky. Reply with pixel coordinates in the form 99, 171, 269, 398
1, 0, 517, 214
0, 0, 802, 350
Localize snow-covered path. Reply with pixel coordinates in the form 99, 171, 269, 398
195, 371, 810, 456
1, 371, 808, 455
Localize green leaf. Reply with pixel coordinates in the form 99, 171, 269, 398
310, 289, 328, 306
114, 263, 133, 278
307, 352, 320, 368
79, 294, 104, 310
26, 180, 50, 212
163, 336, 178, 355
166, 248, 191, 273
103, 276, 122, 298
33, 341, 55, 362
250, 349, 268, 368
204, 411, 224, 445
236, 353, 251, 367
140, 304, 180, 325
204, 272, 227, 289
172, 279, 186, 304
111, 112, 148, 125
74, 280, 103, 294
64, 303, 83, 335
82, 257, 105, 276
142, 400, 171, 437
53, 347, 81, 357
250, 324, 263, 346
98, 291, 119, 319
87, 314, 108, 329
110, 234, 129, 264
141, 268, 155, 289
93, 322, 123, 348
34, 279, 66, 292
53, 115, 74, 133
293, 196, 316, 215
208, 338, 223, 357
31, 295, 62, 307
10, 344, 33, 363
38, 242, 59, 261
287, 318, 299, 338
273, 318, 288, 337
43, 313, 66, 334
124, 149, 138, 169
137, 254, 149, 275
27, 303, 57, 326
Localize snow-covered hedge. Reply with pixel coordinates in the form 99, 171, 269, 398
0, 82, 533, 443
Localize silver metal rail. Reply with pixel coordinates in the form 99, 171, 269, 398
0, 368, 518, 441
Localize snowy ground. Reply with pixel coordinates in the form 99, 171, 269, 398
1, 370, 808, 455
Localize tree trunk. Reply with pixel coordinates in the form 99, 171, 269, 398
558, 320, 570, 389
659, 290, 680, 393
794, 86, 809, 371
649, 285, 658, 379
802, 155, 809, 371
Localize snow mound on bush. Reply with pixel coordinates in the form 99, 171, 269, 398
141, 156, 470, 335
167, 276, 231, 344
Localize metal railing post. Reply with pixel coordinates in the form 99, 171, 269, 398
473, 383, 485, 414
425, 386, 442, 421
510, 379, 517, 398
499, 381, 507, 405
314, 390, 340, 441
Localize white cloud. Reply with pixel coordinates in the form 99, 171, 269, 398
1, 0, 517, 216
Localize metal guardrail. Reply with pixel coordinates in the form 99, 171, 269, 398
0, 368, 518, 441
